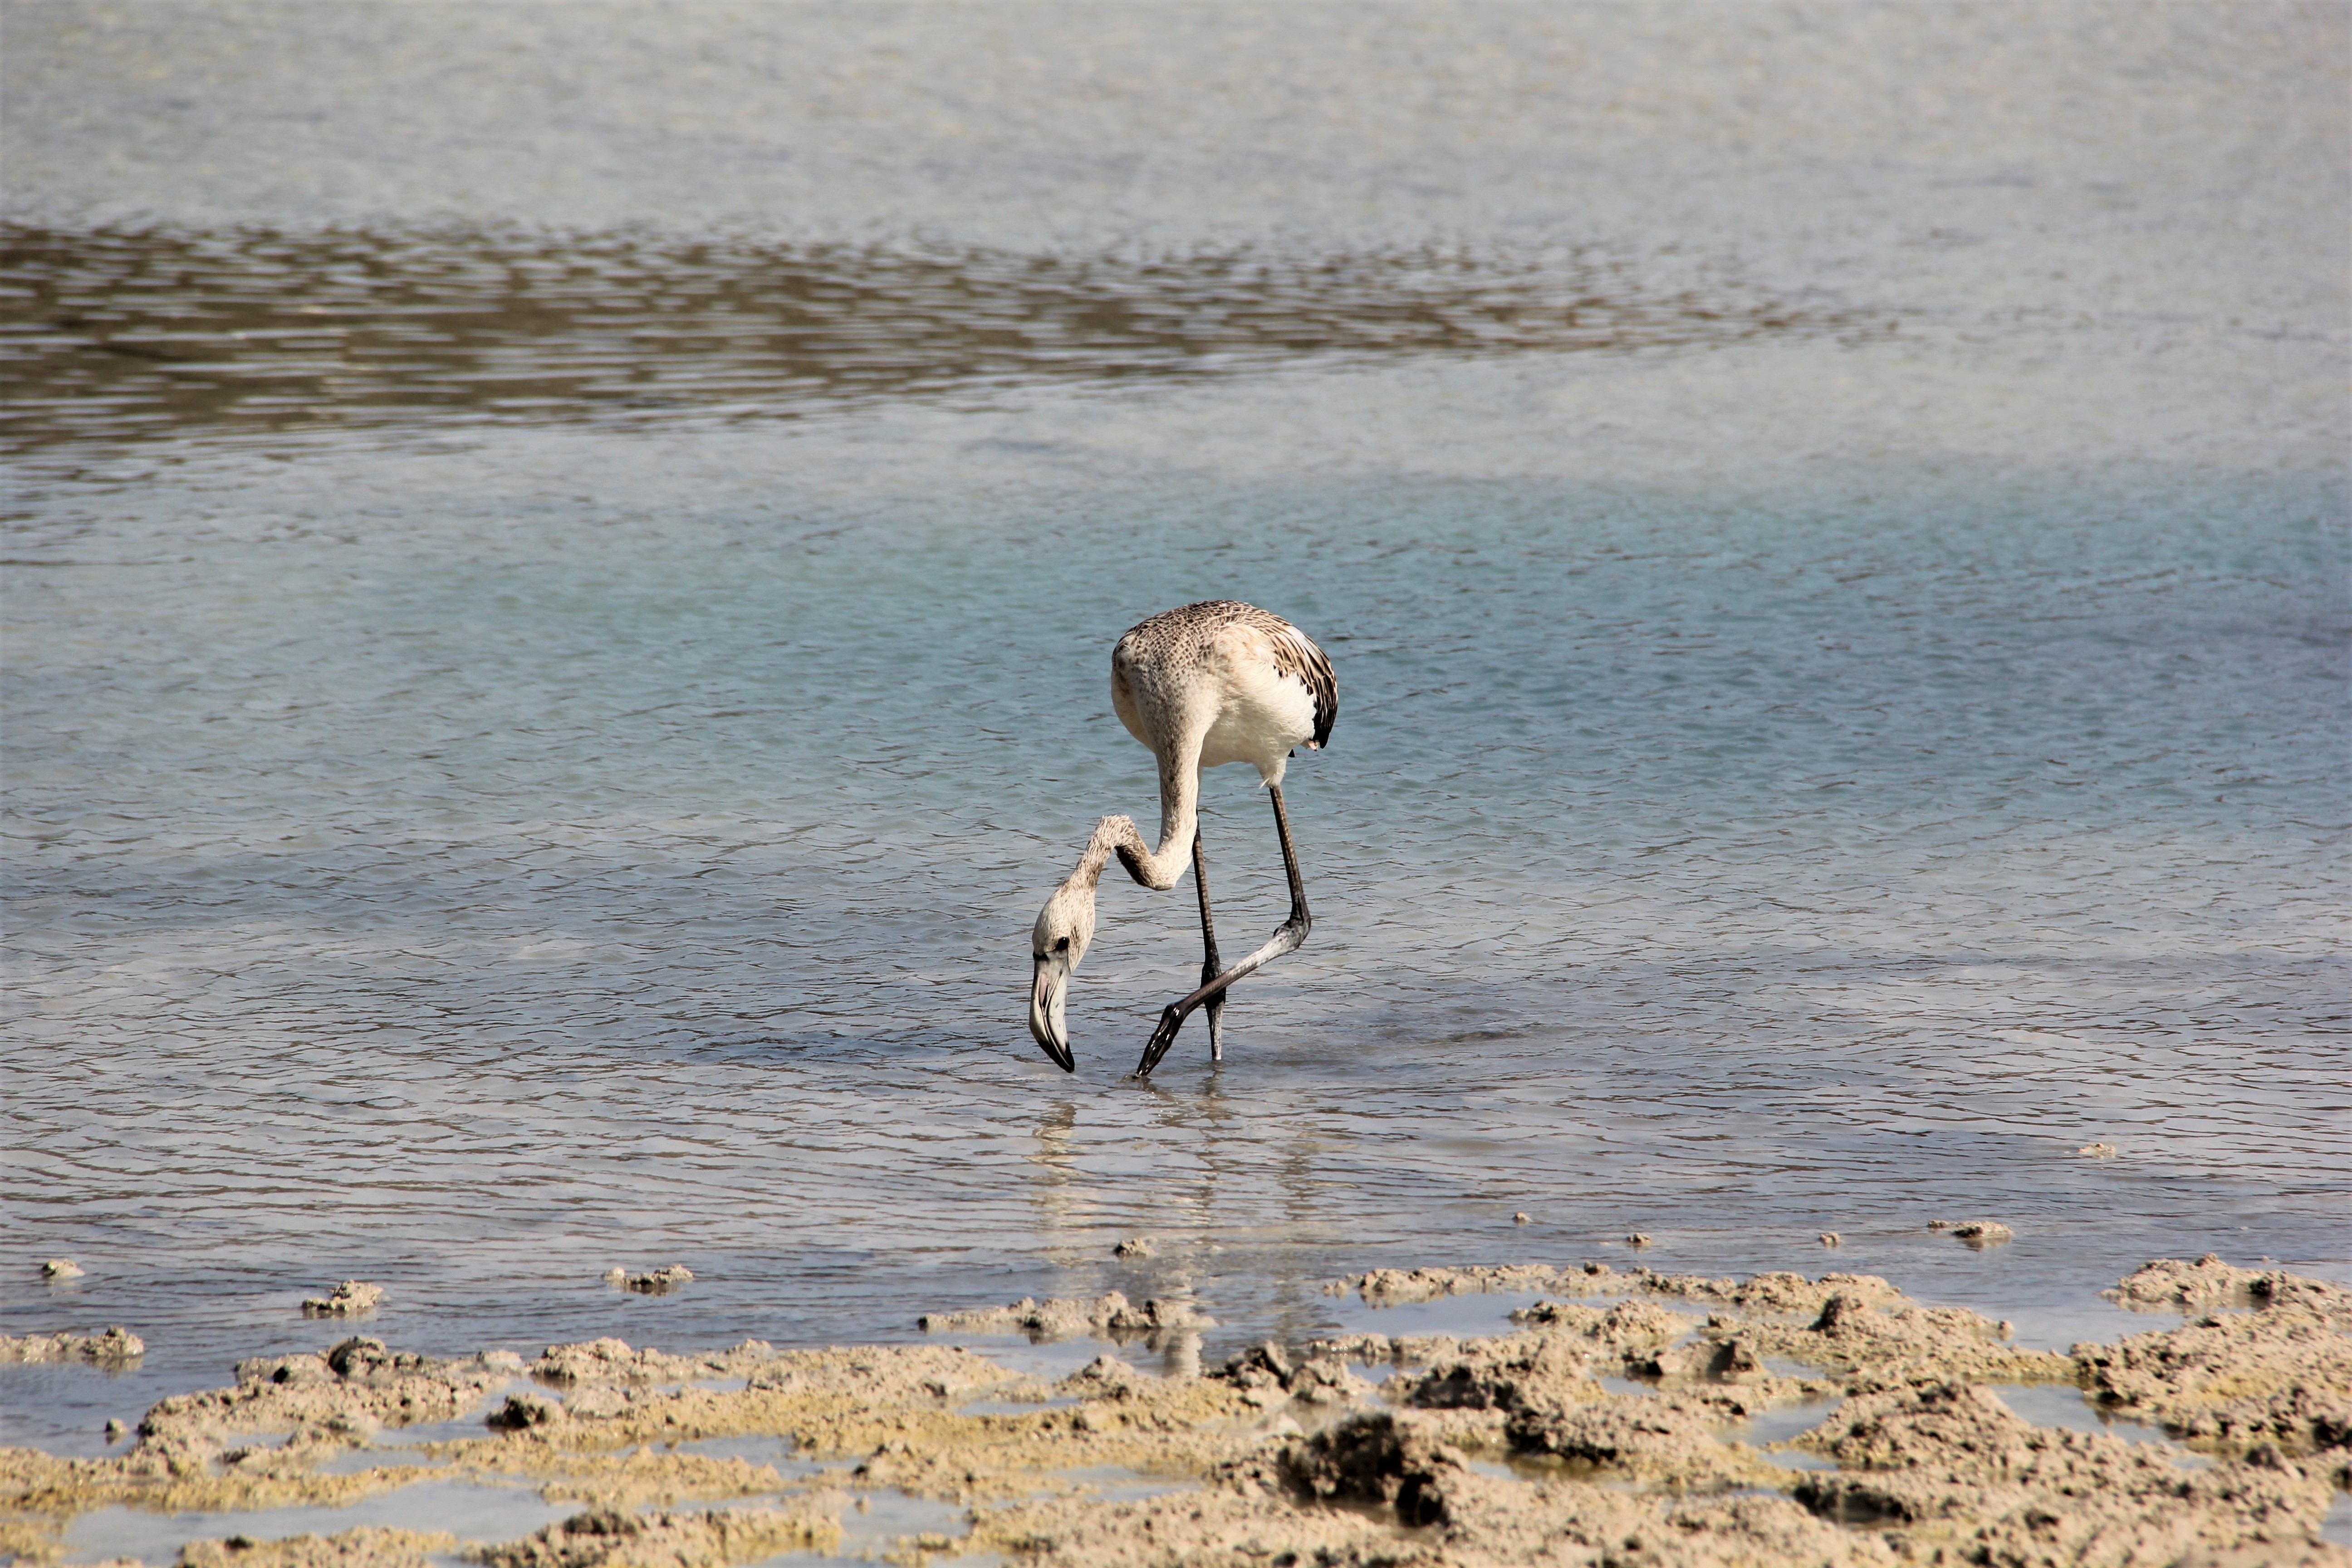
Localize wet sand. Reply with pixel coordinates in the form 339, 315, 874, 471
5, 1255, 2344, 1567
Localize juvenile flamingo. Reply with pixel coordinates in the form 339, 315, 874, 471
1027, 601, 1338, 1079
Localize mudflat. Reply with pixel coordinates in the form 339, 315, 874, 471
5, 1256, 2345, 1566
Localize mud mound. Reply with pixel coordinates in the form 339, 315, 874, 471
1728, 1289, 2072, 1390
1272, 1408, 1477, 1525
978, 1481, 1902, 1566
530, 1337, 771, 1386
610, 1266, 692, 1296
0, 1328, 143, 1367
2108, 1255, 2352, 1324
300, 1282, 383, 1318
475, 1502, 840, 1568
1335, 1263, 1570, 1303
1217, 1343, 1374, 1409
2075, 1305, 2352, 1464
1509, 1396, 1787, 1489
1796, 1380, 2341, 1563
1621, 1268, 1901, 1315
916, 1291, 1212, 1338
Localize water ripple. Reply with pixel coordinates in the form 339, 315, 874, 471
0, 224, 1881, 454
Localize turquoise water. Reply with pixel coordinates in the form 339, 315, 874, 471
3, 1, 2345, 1466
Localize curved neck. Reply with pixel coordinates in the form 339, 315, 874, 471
1071, 733, 1202, 894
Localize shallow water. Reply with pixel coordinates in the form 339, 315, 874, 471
62, 1481, 981, 1568
1991, 1384, 2199, 1454
64, 1481, 572, 1563
3, 0, 2346, 1478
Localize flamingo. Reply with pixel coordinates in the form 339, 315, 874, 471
1027, 600, 1338, 1079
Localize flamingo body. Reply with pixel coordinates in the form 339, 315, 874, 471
1112, 601, 1335, 784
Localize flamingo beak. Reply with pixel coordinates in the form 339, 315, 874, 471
1029, 952, 1075, 1072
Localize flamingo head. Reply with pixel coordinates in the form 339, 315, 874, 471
1027, 877, 1098, 1072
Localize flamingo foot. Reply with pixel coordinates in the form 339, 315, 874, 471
1136, 1005, 1186, 1078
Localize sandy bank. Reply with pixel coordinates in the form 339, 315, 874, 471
1, 1257, 2344, 1566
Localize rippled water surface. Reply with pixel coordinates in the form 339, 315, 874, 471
0, 225, 1874, 452
3, 0, 2346, 1464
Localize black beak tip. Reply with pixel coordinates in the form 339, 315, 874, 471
1032, 1027, 1076, 1074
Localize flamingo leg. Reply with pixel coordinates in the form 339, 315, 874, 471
1191, 825, 1227, 1062
1135, 785, 1312, 1078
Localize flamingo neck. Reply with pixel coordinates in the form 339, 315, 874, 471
1072, 741, 1201, 894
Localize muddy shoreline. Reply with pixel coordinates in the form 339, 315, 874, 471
5, 1256, 2346, 1566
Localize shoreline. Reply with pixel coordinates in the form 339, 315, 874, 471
6, 1254, 2348, 1567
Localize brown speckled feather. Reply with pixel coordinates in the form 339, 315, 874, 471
1115, 600, 1338, 749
